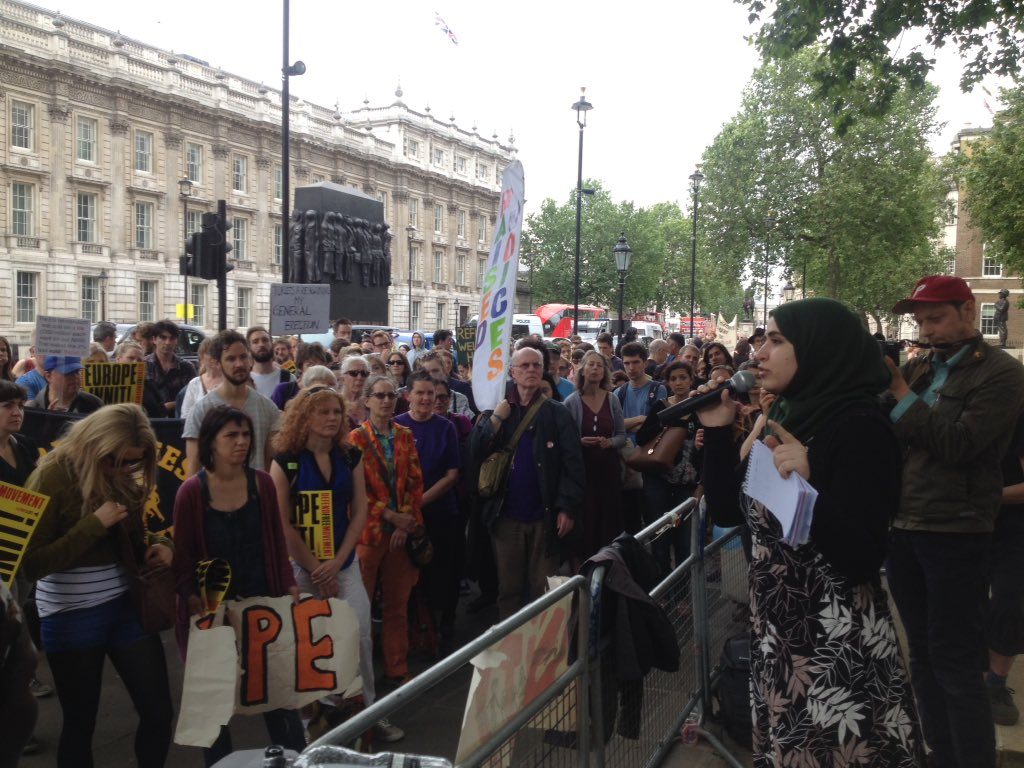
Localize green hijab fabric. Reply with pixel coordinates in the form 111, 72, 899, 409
765, 298, 890, 442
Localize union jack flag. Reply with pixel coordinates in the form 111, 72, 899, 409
435, 12, 458, 45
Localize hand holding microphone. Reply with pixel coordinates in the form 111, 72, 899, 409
658, 370, 757, 429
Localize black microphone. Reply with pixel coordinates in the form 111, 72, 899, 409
657, 370, 757, 426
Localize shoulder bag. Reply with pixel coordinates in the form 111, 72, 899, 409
478, 397, 545, 499
116, 516, 175, 635
625, 425, 688, 474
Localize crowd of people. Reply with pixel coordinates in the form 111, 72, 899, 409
0, 274, 1023, 768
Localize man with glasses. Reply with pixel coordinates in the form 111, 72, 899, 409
371, 330, 393, 355
144, 319, 196, 417
415, 351, 472, 418
470, 347, 584, 619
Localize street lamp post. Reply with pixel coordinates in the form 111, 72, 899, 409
281, 0, 306, 282
571, 87, 592, 336
613, 232, 633, 351
688, 169, 704, 339
763, 214, 776, 326
406, 225, 416, 327
178, 177, 193, 320
98, 269, 108, 321
783, 277, 795, 303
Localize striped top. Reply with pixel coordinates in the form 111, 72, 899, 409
35, 564, 129, 618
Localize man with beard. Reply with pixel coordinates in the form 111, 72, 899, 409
247, 326, 294, 400
183, 330, 281, 475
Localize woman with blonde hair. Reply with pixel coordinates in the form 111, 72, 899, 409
23, 404, 173, 768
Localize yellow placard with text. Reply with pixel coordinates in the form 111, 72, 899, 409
281, 359, 297, 375
0, 481, 50, 587
81, 361, 146, 405
293, 490, 335, 561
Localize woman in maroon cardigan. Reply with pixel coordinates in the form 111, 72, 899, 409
172, 405, 303, 766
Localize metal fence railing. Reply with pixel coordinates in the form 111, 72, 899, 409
302, 498, 751, 768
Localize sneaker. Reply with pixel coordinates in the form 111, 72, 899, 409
29, 678, 53, 698
989, 685, 1019, 726
375, 718, 405, 743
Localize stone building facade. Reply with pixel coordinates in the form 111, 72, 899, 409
0, 0, 513, 346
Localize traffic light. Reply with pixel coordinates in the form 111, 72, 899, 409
199, 212, 220, 281
179, 232, 203, 277
216, 208, 234, 276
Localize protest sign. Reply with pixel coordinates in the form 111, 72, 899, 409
0, 481, 49, 586
472, 160, 525, 412
457, 589, 572, 764
270, 284, 331, 335
35, 315, 91, 358
293, 490, 335, 561
455, 325, 476, 369
81, 361, 146, 405
716, 314, 738, 351
174, 594, 360, 747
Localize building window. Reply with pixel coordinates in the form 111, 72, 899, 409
10, 101, 33, 150
232, 156, 247, 193
135, 131, 153, 173
273, 225, 283, 265
404, 137, 420, 159
377, 190, 387, 219
232, 218, 247, 259
432, 148, 445, 166
76, 117, 98, 162
186, 143, 203, 184
476, 163, 490, 181
436, 302, 446, 329
139, 279, 157, 322
11, 182, 34, 236
274, 166, 283, 200
478, 214, 487, 244
456, 253, 466, 285
981, 303, 997, 336
76, 192, 97, 243
16, 272, 38, 323
236, 287, 252, 329
135, 202, 154, 249
186, 209, 202, 235
433, 249, 444, 283
311, 174, 324, 184
457, 210, 466, 239
434, 204, 444, 234
191, 283, 207, 328
411, 300, 421, 329
82, 275, 100, 322
410, 244, 420, 280
456, 156, 467, 175
478, 258, 486, 289
983, 245, 1003, 277
408, 198, 418, 228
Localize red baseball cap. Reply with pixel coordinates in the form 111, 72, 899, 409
892, 275, 975, 315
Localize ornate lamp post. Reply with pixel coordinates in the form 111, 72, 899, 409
178, 177, 193, 317
688, 169, 704, 338
406, 225, 416, 327
613, 232, 633, 350
782, 277, 796, 303
98, 269, 109, 321
571, 87, 592, 335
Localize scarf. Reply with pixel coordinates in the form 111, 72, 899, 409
766, 298, 890, 442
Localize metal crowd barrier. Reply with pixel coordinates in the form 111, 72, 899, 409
304, 498, 751, 768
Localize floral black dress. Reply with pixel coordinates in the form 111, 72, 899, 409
744, 493, 923, 767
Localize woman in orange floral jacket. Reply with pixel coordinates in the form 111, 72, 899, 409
348, 374, 425, 686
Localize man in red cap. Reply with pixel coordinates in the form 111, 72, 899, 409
885, 274, 1024, 768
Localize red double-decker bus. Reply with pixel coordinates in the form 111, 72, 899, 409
535, 304, 608, 339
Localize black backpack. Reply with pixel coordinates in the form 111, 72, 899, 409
714, 634, 753, 748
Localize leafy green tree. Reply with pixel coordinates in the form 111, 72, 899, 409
961, 86, 1024, 278
739, 0, 1024, 132
698, 49, 949, 316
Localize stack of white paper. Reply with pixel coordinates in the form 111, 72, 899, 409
742, 440, 817, 546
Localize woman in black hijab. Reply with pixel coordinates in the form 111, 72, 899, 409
696, 298, 922, 767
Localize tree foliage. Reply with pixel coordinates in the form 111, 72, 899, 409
698, 49, 950, 316
960, 86, 1024, 279
520, 184, 747, 319
740, 0, 1024, 132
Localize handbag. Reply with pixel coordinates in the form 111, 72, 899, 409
625, 426, 687, 473
117, 519, 175, 634
477, 397, 545, 499
405, 526, 434, 568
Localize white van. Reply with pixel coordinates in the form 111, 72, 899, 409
512, 313, 544, 340
631, 321, 664, 342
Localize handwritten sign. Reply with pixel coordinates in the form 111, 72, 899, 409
270, 284, 331, 335
456, 325, 476, 369
293, 490, 335, 561
472, 160, 525, 411
0, 482, 50, 587
35, 315, 91, 358
81, 362, 146, 405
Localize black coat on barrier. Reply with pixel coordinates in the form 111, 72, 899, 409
572, 534, 679, 741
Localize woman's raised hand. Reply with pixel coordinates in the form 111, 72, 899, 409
692, 379, 739, 428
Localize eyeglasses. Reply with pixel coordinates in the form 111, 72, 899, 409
374, 342, 391, 350
108, 455, 145, 471
388, 360, 405, 366
369, 392, 397, 400
345, 370, 369, 378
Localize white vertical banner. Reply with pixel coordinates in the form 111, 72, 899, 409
472, 160, 525, 412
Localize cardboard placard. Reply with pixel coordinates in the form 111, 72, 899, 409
0, 481, 50, 587
35, 315, 91, 358
293, 490, 335, 561
270, 284, 331, 335
456, 325, 476, 369
81, 362, 146, 405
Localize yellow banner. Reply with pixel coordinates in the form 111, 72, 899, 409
176, 303, 195, 321
281, 359, 297, 375
293, 490, 335, 561
0, 481, 50, 586
81, 361, 146, 405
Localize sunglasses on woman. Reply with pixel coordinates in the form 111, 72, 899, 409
388, 359, 406, 367
345, 370, 369, 378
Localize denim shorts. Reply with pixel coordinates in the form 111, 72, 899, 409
40, 593, 149, 654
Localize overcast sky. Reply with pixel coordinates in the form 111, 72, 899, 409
44, 0, 1007, 214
